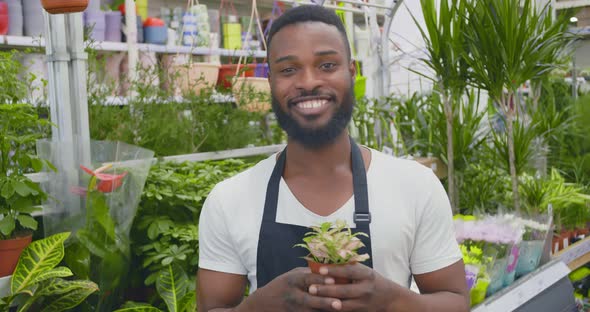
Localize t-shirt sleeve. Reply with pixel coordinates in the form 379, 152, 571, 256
198, 185, 248, 275
410, 169, 461, 275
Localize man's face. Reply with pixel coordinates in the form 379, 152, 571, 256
268, 22, 356, 148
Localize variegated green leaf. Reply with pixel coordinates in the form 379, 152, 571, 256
156, 263, 189, 312
24, 267, 73, 289
17, 279, 98, 312
39, 284, 98, 312
35, 278, 97, 297
11, 232, 70, 294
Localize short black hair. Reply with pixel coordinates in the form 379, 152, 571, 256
266, 5, 352, 61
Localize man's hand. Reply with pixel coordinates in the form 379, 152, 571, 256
239, 267, 344, 312
307, 263, 396, 312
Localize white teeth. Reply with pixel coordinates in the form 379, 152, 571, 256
298, 100, 327, 109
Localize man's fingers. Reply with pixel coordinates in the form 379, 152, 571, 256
302, 292, 343, 311
308, 283, 371, 299
287, 269, 334, 289
318, 263, 374, 281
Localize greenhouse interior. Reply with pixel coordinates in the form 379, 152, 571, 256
1, 0, 590, 311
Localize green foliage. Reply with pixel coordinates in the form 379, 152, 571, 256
114, 264, 195, 312
0, 104, 54, 239
127, 159, 255, 308
462, 0, 575, 213
520, 169, 590, 230
0, 50, 38, 104
65, 188, 133, 311
489, 119, 537, 177
415, 0, 470, 95
0, 232, 98, 312
155, 263, 194, 312
351, 97, 396, 151
86, 49, 279, 157
463, 0, 573, 103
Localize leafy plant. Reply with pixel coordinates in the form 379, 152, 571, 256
0, 232, 98, 312
126, 159, 256, 308
0, 50, 42, 105
114, 263, 196, 312
463, 0, 574, 212
0, 104, 54, 239
295, 220, 369, 264
63, 161, 153, 312
414, 0, 470, 211
519, 169, 590, 230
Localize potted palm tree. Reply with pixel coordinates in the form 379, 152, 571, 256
414, 0, 470, 212
462, 0, 574, 212
0, 104, 54, 277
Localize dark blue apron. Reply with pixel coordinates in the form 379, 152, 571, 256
256, 137, 373, 288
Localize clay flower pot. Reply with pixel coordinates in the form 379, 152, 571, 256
41, 0, 89, 14
0, 234, 33, 277
307, 260, 353, 284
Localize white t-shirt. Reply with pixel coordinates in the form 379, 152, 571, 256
198, 148, 461, 293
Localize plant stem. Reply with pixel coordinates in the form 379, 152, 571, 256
441, 85, 456, 213
505, 93, 521, 213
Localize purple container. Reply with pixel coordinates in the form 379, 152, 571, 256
104, 11, 122, 42
84, 10, 106, 42
254, 63, 269, 78
23, 0, 43, 37
6, 0, 23, 36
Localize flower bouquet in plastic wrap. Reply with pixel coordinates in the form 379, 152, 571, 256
36, 139, 154, 311
507, 212, 552, 278
487, 214, 527, 288
455, 215, 522, 302
459, 238, 493, 306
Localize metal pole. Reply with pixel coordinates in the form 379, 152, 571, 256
44, 12, 74, 143
380, 0, 403, 98
125, 0, 138, 98
66, 12, 91, 165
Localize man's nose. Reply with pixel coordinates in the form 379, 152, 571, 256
295, 68, 323, 92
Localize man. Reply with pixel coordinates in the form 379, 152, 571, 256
198, 5, 469, 312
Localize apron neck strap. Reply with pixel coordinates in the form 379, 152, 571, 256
263, 137, 371, 226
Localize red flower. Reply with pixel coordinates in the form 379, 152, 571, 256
80, 164, 128, 193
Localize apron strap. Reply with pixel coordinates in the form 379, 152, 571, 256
350, 137, 370, 229
262, 149, 286, 223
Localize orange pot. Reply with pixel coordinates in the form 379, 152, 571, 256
0, 234, 32, 277
307, 260, 353, 284
41, 0, 89, 14
217, 64, 255, 89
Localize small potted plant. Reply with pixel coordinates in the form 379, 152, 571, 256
0, 104, 53, 277
295, 220, 370, 284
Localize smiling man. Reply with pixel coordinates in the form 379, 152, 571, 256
197, 5, 469, 312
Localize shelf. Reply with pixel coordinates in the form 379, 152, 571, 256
554, 0, 590, 10
0, 35, 267, 58
471, 260, 574, 312
555, 235, 590, 270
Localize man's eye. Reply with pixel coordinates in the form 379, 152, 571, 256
280, 68, 296, 74
320, 63, 337, 70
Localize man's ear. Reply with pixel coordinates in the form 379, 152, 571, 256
349, 59, 356, 79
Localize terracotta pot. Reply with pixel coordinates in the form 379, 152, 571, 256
0, 234, 32, 277
41, 0, 89, 14
307, 260, 353, 284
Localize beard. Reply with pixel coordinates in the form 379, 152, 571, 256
271, 86, 355, 149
